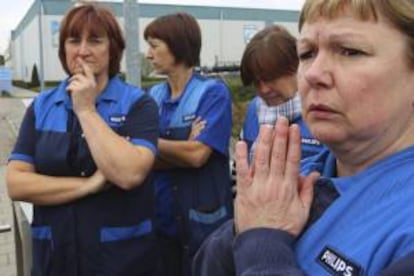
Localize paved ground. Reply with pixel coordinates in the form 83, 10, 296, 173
0, 166, 16, 276
0, 87, 37, 276
2, 86, 38, 99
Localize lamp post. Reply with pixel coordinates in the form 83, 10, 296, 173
123, 0, 140, 87
38, 0, 45, 91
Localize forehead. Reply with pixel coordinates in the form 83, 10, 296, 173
147, 37, 164, 43
65, 9, 108, 38
68, 23, 107, 38
147, 37, 169, 48
300, 0, 378, 27
298, 10, 386, 43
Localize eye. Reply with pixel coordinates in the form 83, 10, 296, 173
298, 50, 316, 61
89, 37, 103, 44
66, 37, 80, 44
339, 47, 366, 57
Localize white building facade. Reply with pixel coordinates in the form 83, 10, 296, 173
6, 0, 299, 82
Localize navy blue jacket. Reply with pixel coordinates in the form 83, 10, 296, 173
10, 77, 159, 275
194, 147, 414, 275
150, 74, 233, 267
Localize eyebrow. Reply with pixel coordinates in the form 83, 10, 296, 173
298, 32, 368, 46
328, 32, 367, 42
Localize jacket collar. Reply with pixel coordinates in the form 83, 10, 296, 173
53, 76, 120, 108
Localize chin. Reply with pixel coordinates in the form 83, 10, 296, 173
307, 122, 344, 144
311, 126, 344, 145
264, 98, 288, 106
153, 69, 168, 75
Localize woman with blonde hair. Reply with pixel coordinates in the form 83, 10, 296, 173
194, 0, 414, 274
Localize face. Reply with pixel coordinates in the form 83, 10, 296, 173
297, 11, 414, 151
64, 30, 110, 77
146, 37, 176, 74
255, 75, 297, 106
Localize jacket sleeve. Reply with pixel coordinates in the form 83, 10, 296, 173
234, 228, 305, 276
381, 251, 414, 275
192, 219, 236, 276
193, 219, 306, 276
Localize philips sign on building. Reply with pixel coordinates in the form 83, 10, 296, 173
7, 0, 300, 83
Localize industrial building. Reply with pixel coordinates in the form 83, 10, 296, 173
5, 0, 300, 83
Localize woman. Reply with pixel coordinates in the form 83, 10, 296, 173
144, 12, 233, 276
239, 25, 324, 161
194, 0, 414, 275
6, 4, 159, 275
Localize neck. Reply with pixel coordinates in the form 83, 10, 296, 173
333, 122, 414, 177
167, 66, 194, 99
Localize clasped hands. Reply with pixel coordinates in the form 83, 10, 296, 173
235, 116, 320, 237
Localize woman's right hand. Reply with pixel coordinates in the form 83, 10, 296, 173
234, 117, 319, 237
67, 58, 99, 116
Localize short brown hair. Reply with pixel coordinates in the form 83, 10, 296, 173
240, 25, 298, 86
59, 3, 125, 78
144, 13, 201, 67
299, 0, 414, 68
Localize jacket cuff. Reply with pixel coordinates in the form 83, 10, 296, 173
233, 228, 296, 274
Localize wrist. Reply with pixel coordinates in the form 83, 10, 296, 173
75, 107, 97, 120
84, 175, 101, 195
79, 177, 94, 197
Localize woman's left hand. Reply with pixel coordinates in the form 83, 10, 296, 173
234, 117, 319, 237
67, 58, 99, 115
189, 116, 206, 140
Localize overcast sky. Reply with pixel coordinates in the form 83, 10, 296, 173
0, 0, 305, 55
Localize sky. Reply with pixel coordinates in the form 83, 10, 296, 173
0, 0, 35, 54
0, 0, 305, 55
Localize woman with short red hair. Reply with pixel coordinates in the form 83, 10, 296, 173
7, 3, 159, 275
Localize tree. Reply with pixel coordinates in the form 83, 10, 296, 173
31, 64, 40, 88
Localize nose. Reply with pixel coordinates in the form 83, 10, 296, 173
302, 52, 333, 89
257, 80, 272, 95
145, 48, 153, 60
77, 40, 90, 56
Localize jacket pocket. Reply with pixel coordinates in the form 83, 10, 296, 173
98, 219, 158, 276
188, 206, 229, 256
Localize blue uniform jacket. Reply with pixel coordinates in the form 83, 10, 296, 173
240, 96, 259, 152
10, 76, 159, 276
193, 147, 414, 275
149, 73, 233, 261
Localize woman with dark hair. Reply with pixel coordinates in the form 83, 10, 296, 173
239, 25, 323, 161
6, 3, 159, 275
145, 12, 233, 276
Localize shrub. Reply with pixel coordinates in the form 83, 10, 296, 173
30, 64, 40, 88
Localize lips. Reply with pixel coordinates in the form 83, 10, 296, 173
307, 103, 339, 119
309, 103, 336, 112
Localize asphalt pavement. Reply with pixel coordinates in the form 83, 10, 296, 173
0, 87, 37, 276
